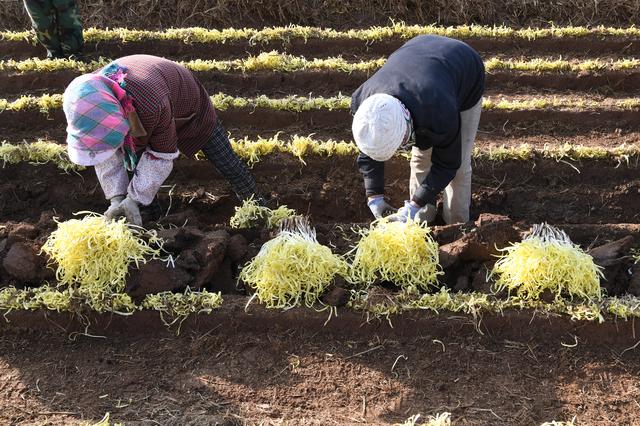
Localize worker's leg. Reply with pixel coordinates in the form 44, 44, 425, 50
23, 0, 62, 58
409, 146, 437, 222
52, 0, 84, 57
442, 98, 482, 224
409, 146, 432, 198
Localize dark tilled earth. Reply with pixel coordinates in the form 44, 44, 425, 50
1, 307, 640, 425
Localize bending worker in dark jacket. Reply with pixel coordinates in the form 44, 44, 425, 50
352, 35, 485, 224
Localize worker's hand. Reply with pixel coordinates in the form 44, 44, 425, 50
388, 200, 421, 223
118, 197, 143, 226
367, 195, 397, 219
104, 196, 125, 219
388, 201, 436, 224
106, 196, 143, 226
415, 203, 437, 224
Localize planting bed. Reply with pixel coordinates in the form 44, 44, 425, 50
1, 15, 640, 426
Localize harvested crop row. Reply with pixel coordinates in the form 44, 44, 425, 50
3, 139, 638, 171
0, 285, 222, 318
2, 284, 639, 324
0, 212, 611, 317
2, 93, 639, 114
2, 54, 639, 75
352, 287, 640, 323
2, 24, 640, 44
0, 140, 83, 171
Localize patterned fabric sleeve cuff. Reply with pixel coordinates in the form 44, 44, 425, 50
94, 150, 129, 200
127, 148, 178, 205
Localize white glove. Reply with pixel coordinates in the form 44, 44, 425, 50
104, 196, 125, 219
388, 201, 437, 224
367, 195, 397, 219
107, 196, 142, 226
415, 203, 437, 224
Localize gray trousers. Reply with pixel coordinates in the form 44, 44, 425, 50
409, 98, 482, 224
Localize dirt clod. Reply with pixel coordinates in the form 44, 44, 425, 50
158, 226, 205, 253
7, 223, 39, 244
625, 263, 640, 296
2, 242, 42, 283
194, 230, 229, 288
227, 234, 249, 263
439, 214, 520, 266
156, 227, 180, 244
127, 260, 194, 299
454, 275, 470, 291
321, 285, 350, 307
36, 211, 57, 231
208, 257, 238, 294
588, 236, 635, 267
176, 250, 200, 271
471, 262, 494, 293
588, 236, 636, 294
158, 209, 200, 228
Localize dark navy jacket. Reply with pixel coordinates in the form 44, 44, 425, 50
352, 35, 485, 206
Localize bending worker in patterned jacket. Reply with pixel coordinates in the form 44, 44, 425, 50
62, 54, 263, 225
23, 0, 84, 59
352, 35, 485, 224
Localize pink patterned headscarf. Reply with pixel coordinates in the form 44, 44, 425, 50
63, 63, 138, 170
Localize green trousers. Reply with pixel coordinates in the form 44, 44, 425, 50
23, 0, 84, 58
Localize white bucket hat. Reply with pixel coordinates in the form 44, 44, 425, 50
352, 93, 409, 161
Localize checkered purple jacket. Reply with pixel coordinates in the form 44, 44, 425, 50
108, 55, 217, 157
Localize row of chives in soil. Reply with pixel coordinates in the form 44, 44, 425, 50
2, 139, 638, 172
1, 190, 638, 324
353, 289, 640, 322
0, 285, 222, 321
2, 93, 640, 114
200, 205, 640, 320
2, 24, 640, 44
1, 283, 640, 323
0, 285, 640, 322
2, 55, 639, 74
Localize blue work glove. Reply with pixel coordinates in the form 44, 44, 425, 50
367, 195, 397, 219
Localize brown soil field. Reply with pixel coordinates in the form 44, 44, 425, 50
1, 157, 639, 226
1, 7, 640, 424
1, 300, 640, 425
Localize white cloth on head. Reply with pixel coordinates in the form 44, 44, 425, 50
409, 97, 482, 224
352, 93, 408, 162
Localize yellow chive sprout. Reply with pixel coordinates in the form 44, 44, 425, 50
490, 223, 603, 301
348, 220, 442, 292
240, 218, 348, 309
40, 214, 164, 312
229, 197, 296, 229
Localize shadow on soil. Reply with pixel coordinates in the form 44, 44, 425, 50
2, 309, 640, 424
